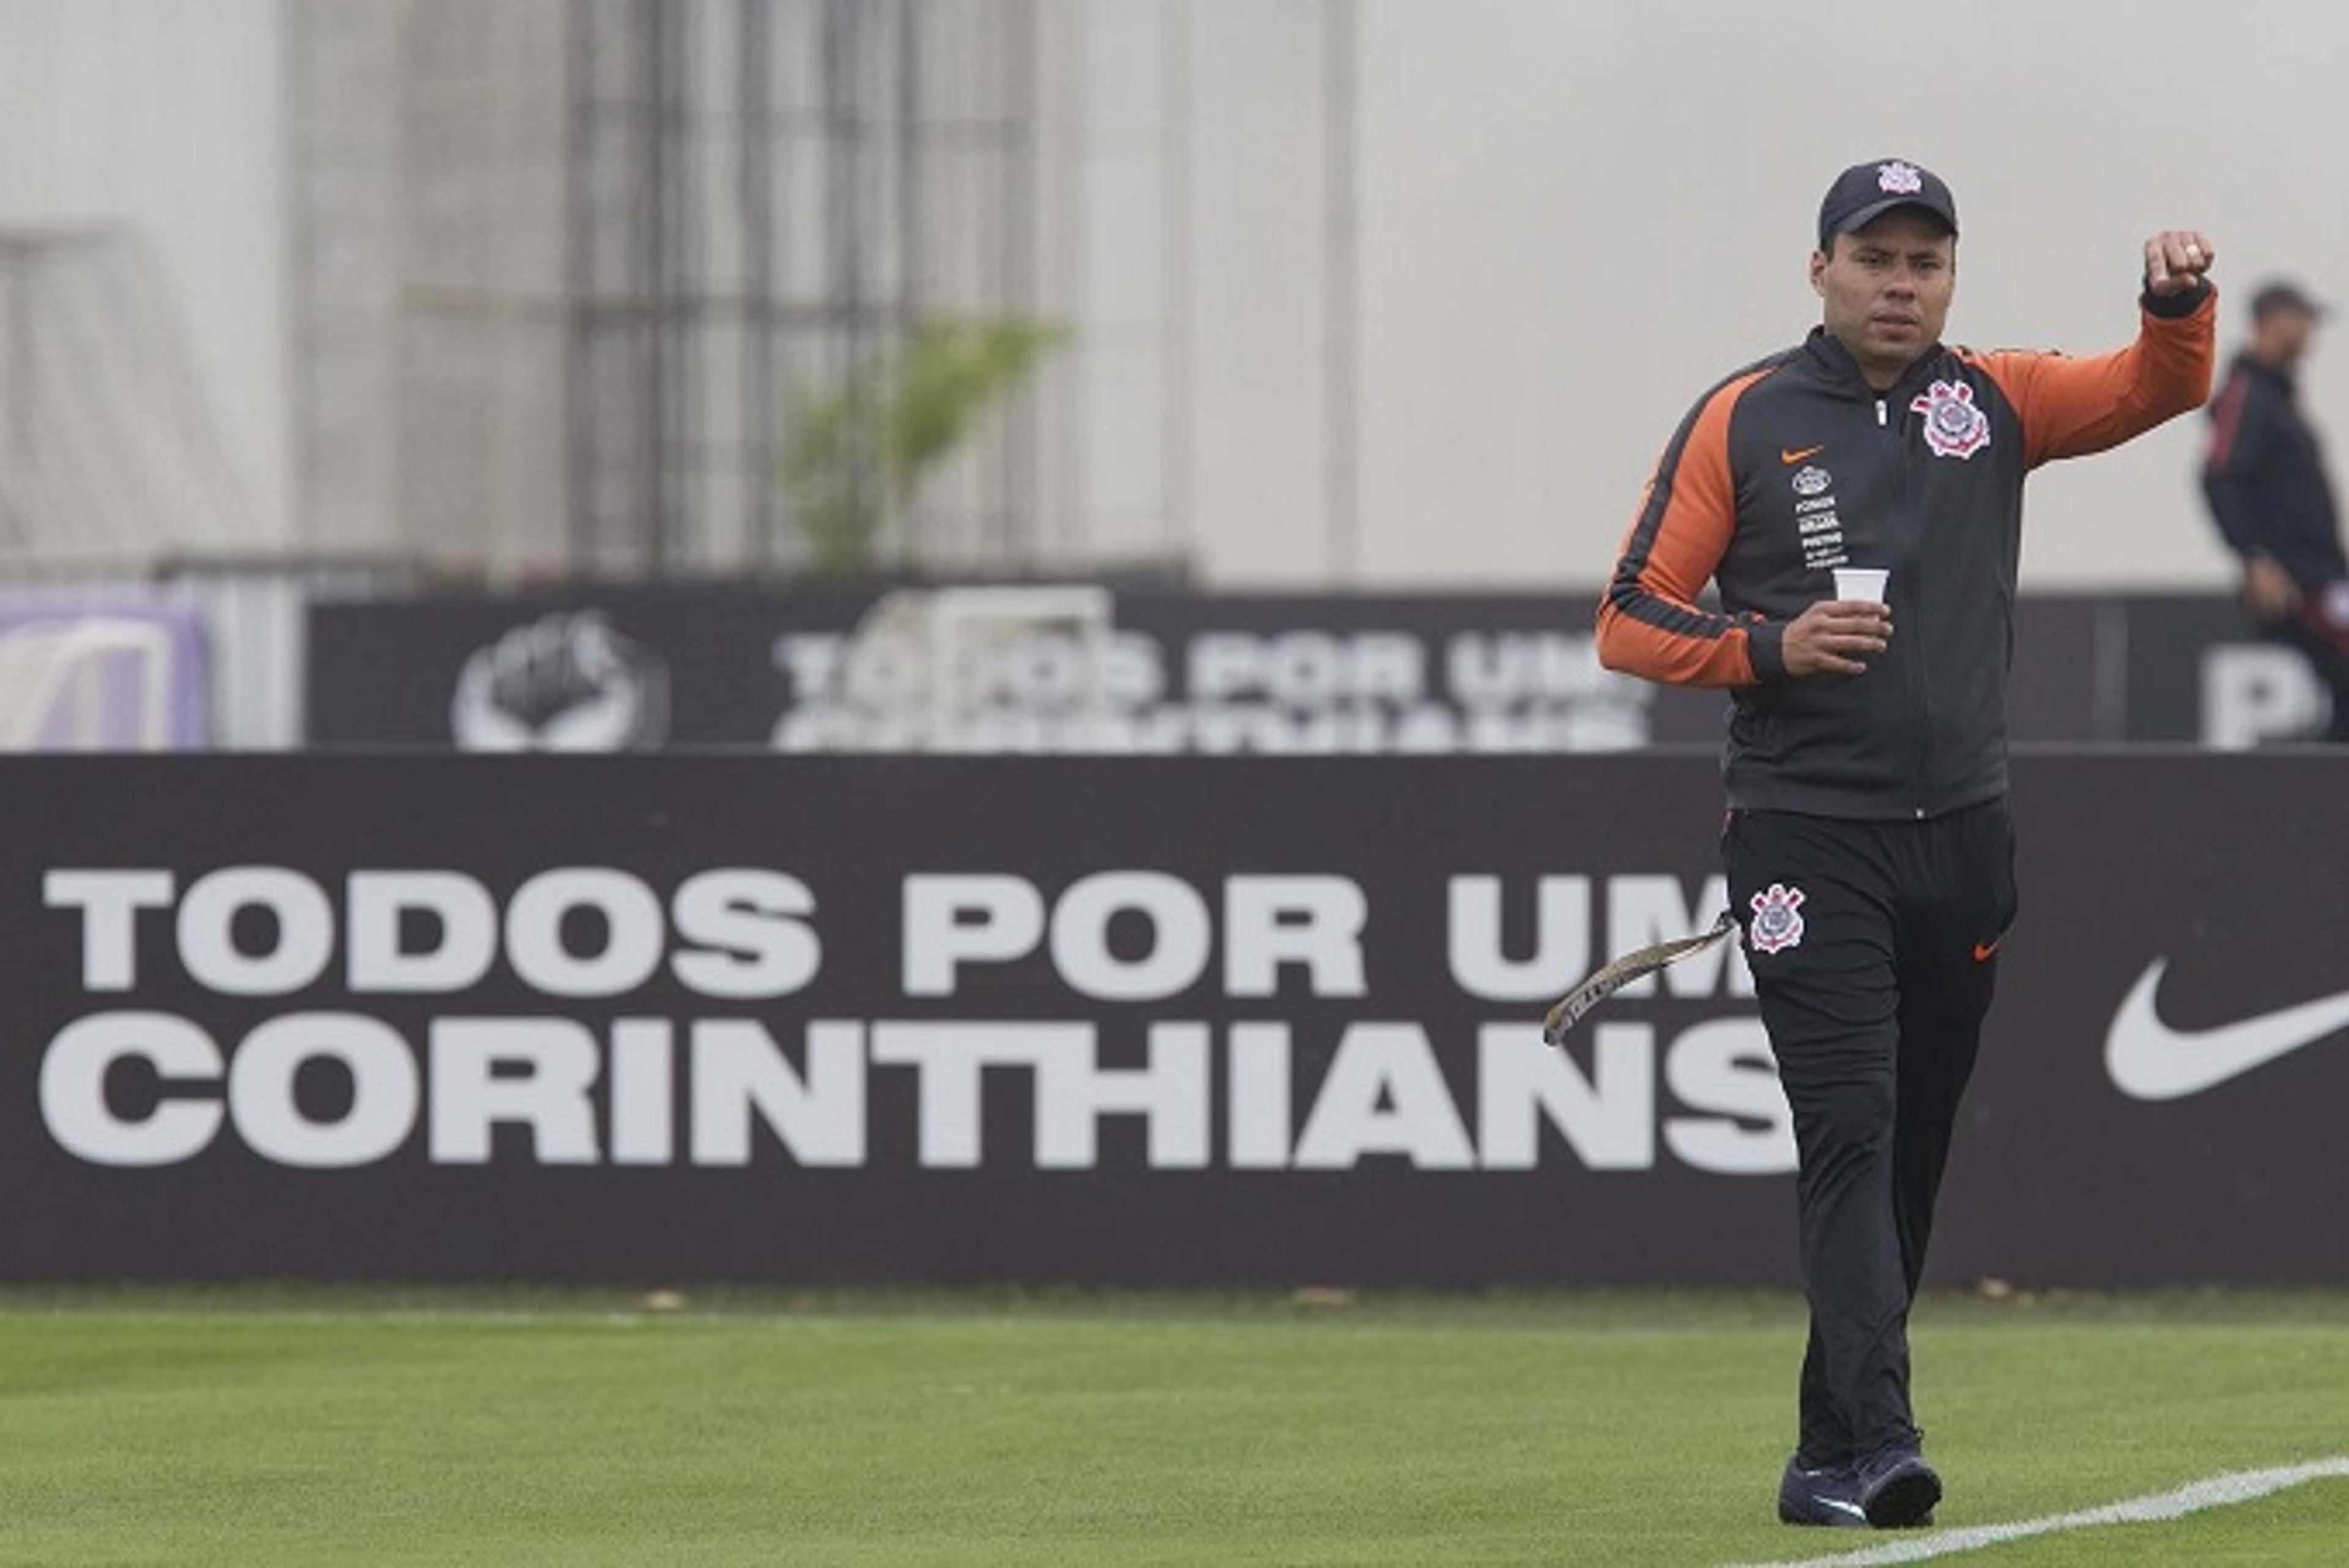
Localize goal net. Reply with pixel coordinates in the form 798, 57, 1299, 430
0, 615, 182, 751
0, 226, 261, 570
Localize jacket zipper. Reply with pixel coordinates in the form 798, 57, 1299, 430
1888, 391, 1931, 817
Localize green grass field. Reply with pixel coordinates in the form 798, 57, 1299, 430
3, 1287, 2346, 1566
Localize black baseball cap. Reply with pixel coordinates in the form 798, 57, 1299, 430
1817, 159, 1959, 251
2250, 279, 2326, 321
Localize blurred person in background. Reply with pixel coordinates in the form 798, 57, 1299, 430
2200, 279, 2349, 741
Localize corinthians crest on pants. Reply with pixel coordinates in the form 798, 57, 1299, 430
1747, 882, 1806, 954
1910, 378, 1991, 459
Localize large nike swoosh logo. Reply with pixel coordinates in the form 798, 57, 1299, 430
1781, 444, 1826, 465
2106, 960, 2349, 1101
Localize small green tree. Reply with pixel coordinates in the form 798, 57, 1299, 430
784, 317, 1064, 576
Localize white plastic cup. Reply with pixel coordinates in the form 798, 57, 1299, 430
1832, 567, 1889, 603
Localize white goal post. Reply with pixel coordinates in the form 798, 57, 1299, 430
841, 584, 1116, 751
0, 617, 177, 751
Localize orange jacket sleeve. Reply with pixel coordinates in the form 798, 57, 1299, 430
1968, 286, 2217, 469
1595, 368, 1775, 687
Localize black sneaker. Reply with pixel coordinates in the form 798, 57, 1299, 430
1776, 1454, 1868, 1528
1855, 1443, 1942, 1528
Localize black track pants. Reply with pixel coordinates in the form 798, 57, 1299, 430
1723, 797, 2017, 1464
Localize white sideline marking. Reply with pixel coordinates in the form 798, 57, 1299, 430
1727, 1457, 2349, 1567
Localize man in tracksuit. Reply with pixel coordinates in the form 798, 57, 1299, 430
1595, 160, 2215, 1529
2200, 279, 2349, 741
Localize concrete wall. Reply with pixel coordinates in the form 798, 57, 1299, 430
1129, 0, 2349, 590
290, 0, 571, 574
0, 0, 288, 557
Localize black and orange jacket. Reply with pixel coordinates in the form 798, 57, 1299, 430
2201, 351, 2346, 592
1598, 284, 2216, 819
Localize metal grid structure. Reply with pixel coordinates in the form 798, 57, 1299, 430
566, 0, 1039, 578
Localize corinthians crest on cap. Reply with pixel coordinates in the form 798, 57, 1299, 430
1877, 160, 1924, 195
1910, 378, 1991, 459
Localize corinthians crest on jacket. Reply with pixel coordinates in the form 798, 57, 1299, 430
1910, 378, 1991, 459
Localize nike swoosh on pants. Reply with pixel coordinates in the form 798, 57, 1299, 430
2105, 960, 2349, 1101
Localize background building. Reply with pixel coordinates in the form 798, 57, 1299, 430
1, 0, 2341, 589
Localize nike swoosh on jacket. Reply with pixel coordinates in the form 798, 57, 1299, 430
2105, 960, 2349, 1101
